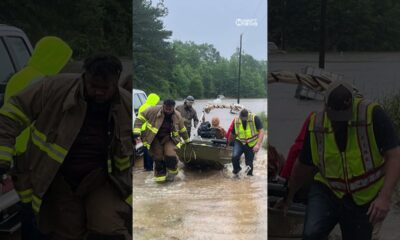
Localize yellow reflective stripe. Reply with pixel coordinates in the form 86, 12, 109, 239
0, 102, 31, 126
146, 123, 158, 134
107, 159, 112, 173
32, 195, 42, 214
176, 142, 183, 149
133, 128, 142, 134
172, 131, 179, 137
137, 114, 147, 122
143, 142, 150, 149
153, 175, 166, 182
125, 194, 132, 207
179, 127, 187, 133
17, 189, 33, 203
0, 146, 14, 162
184, 138, 190, 143
31, 127, 67, 164
167, 168, 178, 174
113, 156, 131, 171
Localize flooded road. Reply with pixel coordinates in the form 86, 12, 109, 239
133, 99, 268, 240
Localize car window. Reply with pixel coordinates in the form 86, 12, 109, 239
134, 93, 142, 112
5, 37, 30, 71
0, 39, 16, 84
138, 93, 147, 104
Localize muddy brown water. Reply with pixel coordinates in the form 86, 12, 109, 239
133, 99, 268, 240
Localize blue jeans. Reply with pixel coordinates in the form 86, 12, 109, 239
231, 140, 255, 175
143, 147, 153, 171
19, 202, 47, 240
303, 181, 373, 240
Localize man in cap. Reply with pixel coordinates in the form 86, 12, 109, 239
277, 80, 400, 239
228, 109, 264, 176
176, 95, 199, 137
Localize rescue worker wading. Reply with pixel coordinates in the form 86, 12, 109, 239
277, 81, 400, 240
0, 54, 133, 240
176, 95, 199, 137
134, 99, 189, 182
228, 109, 264, 176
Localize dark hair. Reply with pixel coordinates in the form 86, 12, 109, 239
83, 53, 122, 78
163, 99, 176, 107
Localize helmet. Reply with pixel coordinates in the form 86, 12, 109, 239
186, 95, 195, 102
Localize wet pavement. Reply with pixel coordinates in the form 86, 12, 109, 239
133, 99, 268, 240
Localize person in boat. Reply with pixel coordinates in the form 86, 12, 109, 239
228, 109, 264, 176
176, 95, 199, 137
278, 80, 400, 240
211, 117, 226, 139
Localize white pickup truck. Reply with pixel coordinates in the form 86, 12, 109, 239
0, 24, 33, 235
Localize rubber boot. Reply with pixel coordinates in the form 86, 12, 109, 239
153, 160, 166, 183
165, 156, 178, 182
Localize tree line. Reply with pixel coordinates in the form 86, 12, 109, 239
269, 0, 400, 51
133, 0, 267, 99
0, 0, 132, 59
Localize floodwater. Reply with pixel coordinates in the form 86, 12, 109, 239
269, 52, 400, 239
133, 98, 268, 240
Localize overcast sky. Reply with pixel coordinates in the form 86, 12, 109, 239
154, 0, 267, 61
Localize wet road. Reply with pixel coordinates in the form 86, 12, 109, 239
133, 99, 268, 240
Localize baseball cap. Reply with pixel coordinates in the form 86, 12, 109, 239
325, 80, 354, 121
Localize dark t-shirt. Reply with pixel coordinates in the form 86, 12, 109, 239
231, 115, 263, 135
156, 114, 173, 139
300, 106, 399, 166
60, 102, 110, 188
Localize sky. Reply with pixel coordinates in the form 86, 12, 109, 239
154, 0, 268, 61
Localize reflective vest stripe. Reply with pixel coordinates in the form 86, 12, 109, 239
314, 112, 326, 177
0, 102, 31, 126
17, 188, 33, 203
234, 114, 259, 147
327, 166, 384, 193
356, 100, 374, 172
0, 146, 14, 162
31, 127, 67, 164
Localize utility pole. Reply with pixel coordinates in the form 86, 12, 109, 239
319, 0, 327, 69
238, 33, 243, 104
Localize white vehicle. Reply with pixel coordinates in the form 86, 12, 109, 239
0, 24, 33, 234
133, 89, 147, 122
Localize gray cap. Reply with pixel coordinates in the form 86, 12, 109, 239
324, 80, 355, 121
186, 95, 195, 102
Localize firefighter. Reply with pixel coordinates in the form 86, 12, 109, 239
0, 53, 133, 240
176, 95, 199, 136
134, 99, 189, 182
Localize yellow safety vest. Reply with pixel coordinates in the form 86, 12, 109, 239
234, 113, 259, 147
309, 98, 384, 205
